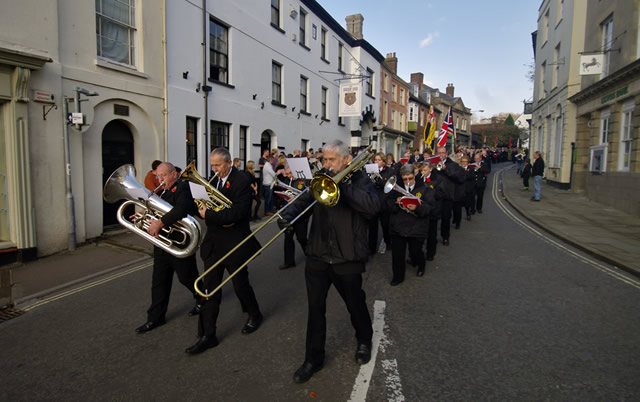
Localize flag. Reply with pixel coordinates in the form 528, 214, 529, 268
423, 105, 436, 152
508, 137, 512, 148
437, 106, 453, 147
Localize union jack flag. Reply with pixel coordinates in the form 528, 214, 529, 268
437, 106, 453, 147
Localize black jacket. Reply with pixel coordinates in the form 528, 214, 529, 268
473, 160, 491, 189
521, 163, 532, 179
532, 157, 545, 176
423, 174, 444, 220
200, 167, 260, 266
159, 180, 197, 227
282, 169, 380, 268
460, 166, 476, 195
386, 181, 435, 238
433, 158, 465, 201
371, 164, 397, 212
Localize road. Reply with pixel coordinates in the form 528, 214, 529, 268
1, 164, 639, 401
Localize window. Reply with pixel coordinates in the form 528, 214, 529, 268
186, 117, 198, 164
299, 8, 307, 47
321, 86, 328, 119
619, 102, 634, 171
210, 19, 228, 83
400, 113, 405, 131
409, 106, 414, 121
420, 109, 424, 126
272, 61, 282, 104
400, 88, 405, 105
320, 28, 327, 60
210, 121, 229, 151
240, 125, 248, 167
392, 84, 397, 102
300, 75, 308, 113
384, 72, 389, 92
338, 43, 344, 72
391, 110, 396, 129
600, 108, 611, 144
539, 61, 546, 99
556, 0, 563, 24
542, 9, 549, 44
552, 110, 563, 167
271, 0, 280, 28
366, 68, 374, 97
96, 0, 136, 66
601, 15, 614, 78
383, 100, 388, 125
552, 43, 560, 89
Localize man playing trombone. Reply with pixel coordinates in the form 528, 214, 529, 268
185, 148, 263, 354
279, 139, 381, 383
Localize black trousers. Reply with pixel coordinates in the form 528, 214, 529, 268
147, 248, 199, 322
304, 259, 372, 365
426, 219, 438, 259
474, 186, 486, 212
463, 194, 474, 216
391, 235, 425, 282
198, 262, 261, 337
452, 200, 463, 225
440, 199, 453, 240
284, 219, 308, 265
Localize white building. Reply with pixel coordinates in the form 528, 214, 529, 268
165, 0, 384, 174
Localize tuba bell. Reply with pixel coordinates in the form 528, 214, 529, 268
103, 164, 201, 258
180, 161, 233, 211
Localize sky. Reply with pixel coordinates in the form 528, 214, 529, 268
317, 0, 541, 120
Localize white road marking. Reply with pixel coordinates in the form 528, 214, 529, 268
22, 261, 153, 311
350, 300, 404, 402
492, 168, 640, 290
381, 359, 405, 402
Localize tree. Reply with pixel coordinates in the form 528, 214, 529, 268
504, 114, 515, 126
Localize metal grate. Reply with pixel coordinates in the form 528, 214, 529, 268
0, 307, 25, 323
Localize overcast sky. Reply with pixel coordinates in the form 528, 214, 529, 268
318, 0, 541, 119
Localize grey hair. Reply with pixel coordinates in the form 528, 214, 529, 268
399, 163, 414, 176
210, 147, 231, 162
158, 162, 176, 172
322, 139, 349, 158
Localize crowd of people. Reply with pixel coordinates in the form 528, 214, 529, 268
133, 140, 541, 384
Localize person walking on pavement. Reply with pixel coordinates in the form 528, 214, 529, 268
531, 151, 545, 201
262, 156, 277, 216
521, 158, 532, 191
137, 162, 202, 334
278, 139, 381, 384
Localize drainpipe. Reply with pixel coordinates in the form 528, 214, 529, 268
570, 141, 575, 189
202, 0, 209, 174
162, 1, 168, 160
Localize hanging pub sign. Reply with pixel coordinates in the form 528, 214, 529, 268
339, 83, 362, 117
579, 54, 604, 75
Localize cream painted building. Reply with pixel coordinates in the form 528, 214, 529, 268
0, 0, 165, 260
531, 0, 586, 189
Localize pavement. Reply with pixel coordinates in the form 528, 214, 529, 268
2, 163, 639, 311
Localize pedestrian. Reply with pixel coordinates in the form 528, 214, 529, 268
143, 160, 162, 191
531, 151, 544, 201
521, 158, 531, 191
279, 139, 380, 383
262, 156, 277, 215
244, 160, 261, 220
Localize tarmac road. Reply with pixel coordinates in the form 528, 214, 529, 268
1, 164, 639, 401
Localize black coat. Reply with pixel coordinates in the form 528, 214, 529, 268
423, 174, 444, 220
433, 158, 465, 201
371, 164, 398, 212
386, 181, 435, 238
159, 180, 198, 227
282, 169, 380, 268
532, 157, 545, 176
200, 167, 260, 266
460, 166, 476, 195
521, 163, 532, 179
473, 160, 491, 189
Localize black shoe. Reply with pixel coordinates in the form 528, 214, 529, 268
293, 361, 323, 383
442, 239, 450, 246
470, 209, 476, 215
279, 263, 296, 270
355, 343, 372, 365
390, 279, 403, 286
455, 223, 460, 229
185, 335, 219, 355
417, 268, 425, 277
188, 303, 202, 316
241, 313, 263, 334
466, 215, 471, 221
426, 256, 434, 261
477, 210, 482, 214
135, 319, 166, 333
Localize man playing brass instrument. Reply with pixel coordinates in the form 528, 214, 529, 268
279, 139, 381, 383
185, 148, 263, 355
136, 162, 202, 334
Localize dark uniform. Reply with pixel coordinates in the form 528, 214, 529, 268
431, 158, 465, 244
369, 164, 397, 254
275, 177, 309, 268
472, 159, 491, 213
424, 173, 444, 260
146, 180, 200, 324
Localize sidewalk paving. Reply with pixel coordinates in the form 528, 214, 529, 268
500, 164, 640, 276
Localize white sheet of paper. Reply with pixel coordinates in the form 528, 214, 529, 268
189, 182, 211, 201
286, 157, 313, 180
365, 163, 380, 174
126, 187, 150, 200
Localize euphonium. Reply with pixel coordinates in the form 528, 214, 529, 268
180, 161, 232, 212
103, 164, 201, 258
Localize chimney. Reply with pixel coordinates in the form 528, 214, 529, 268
345, 14, 364, 40
411, 72, 424, 90
385, 52, 398, 74
446, 83, 455, 97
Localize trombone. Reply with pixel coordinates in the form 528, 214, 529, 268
180, 161, 232, 211
194, 144, 375, 299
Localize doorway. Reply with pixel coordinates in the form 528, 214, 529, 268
260, 130, 271, 155
102, 120, 134, 227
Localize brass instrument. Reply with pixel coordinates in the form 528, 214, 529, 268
435, 161, 444, 171
271, 177, 304, 201
383, 176, 420, 216
194, 144, 375, 299
180, 161, 232, 211
103, 164, 201, 258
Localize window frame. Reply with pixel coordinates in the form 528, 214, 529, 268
320, 27, 328, 61
209, 18, 229, 84
366, 67, 374, 98
272, 60, 283, 105
271, 0, 281, 29
210, 120, 230, 151
186, 116, 198, 165
618, 102, 634, 171
300, 75, 308, 113
601, 15, 614, 78
95, 0, 137, 67
299, 8, 308, 48
338, 42, 344, 72
321, 86, 328, 120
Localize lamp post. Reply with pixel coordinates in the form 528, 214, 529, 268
62, 87, 99, 250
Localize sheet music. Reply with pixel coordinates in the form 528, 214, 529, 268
189, 182, 211, 201
286, 157, 313, 180
365, 163, 380, 174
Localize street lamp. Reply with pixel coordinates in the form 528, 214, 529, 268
62, 87, 99, 250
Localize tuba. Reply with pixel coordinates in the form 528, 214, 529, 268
103, 164, 201, 258
180, 161, 232, 211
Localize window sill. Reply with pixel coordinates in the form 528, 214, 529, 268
338, 68, 345, 74
338, 122, 345, 127
321, 57, 330, 65
208, 78, 235, 89
366, 93, 375, 100
271, 100, 287, 108
300, 111, 311, 116
271, 23, 285, 34
299, 43, 310, 51
321, 117, 330, 122
96, 58, 148, 78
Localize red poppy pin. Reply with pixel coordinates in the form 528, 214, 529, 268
171, 187, 176, 193
225, 181, 231, 189
426, 177, 431, 183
